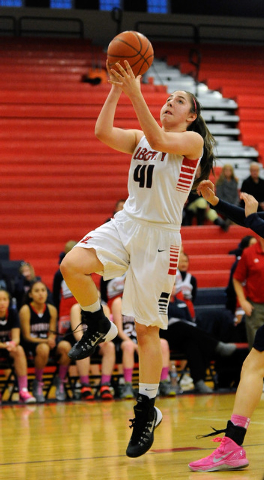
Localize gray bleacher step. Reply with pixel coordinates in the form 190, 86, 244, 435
203, 112, 240, 122
209, 126, 240, 135
214, 135, 240, 141
146, 58, 260, 167
215, 145, 259, 157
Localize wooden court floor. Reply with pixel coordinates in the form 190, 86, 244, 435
1, 392, 264, 480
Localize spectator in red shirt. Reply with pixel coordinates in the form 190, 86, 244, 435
233, 236, 264, 350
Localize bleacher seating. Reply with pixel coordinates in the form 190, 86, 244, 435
152, 41, 264, 166
0, 36, 262, 294
144, 58, 260, 189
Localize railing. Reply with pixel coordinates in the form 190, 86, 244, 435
134, 20, 199, 44
198, 23, 264, 44
18, 16, 84, 38
134, 20, 264, 45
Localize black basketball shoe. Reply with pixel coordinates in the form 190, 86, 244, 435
126, 393, 163, 458
68, 307, 118, 361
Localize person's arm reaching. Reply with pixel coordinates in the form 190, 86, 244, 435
197, 180, 246, 225
241, 192, 264, 237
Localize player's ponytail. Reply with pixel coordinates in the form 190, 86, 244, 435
186, 92, 216, 189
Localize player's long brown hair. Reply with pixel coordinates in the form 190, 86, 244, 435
186, 92, 216, 189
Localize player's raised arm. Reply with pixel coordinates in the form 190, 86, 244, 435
94, 61, 143, 155
110, 62, 203, 159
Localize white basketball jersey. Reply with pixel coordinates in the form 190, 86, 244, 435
123, 135, 201, 226
175, 270, 193, 299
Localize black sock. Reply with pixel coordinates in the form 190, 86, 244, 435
225, 420, 247, 446
81, 307, 109, 330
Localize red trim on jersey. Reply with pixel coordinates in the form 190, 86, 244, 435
168, 245, 180, 276
176, 157, 199, 193
80, 235, 92, 245
30, 303, 47, 315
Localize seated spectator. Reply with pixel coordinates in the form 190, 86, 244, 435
104, 275, 178, 398
0, 288, 36, 404
216, 164, 239, 208
226, 235, 257, 315
175, 251, 197, 321
175, 250, 197, 385
239, 162, 264, 211
233, 232, 264, 350
14, 261, 53, 310
69, 302, 116, 400
52, 240, 78, 337
19, 281, 71, 403
183, 165, 229, 230
0, 262, 14, 297
160, 291, 238, 393
105, 198, 126, 223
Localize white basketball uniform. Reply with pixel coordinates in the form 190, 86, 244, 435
76, 135, 201, 329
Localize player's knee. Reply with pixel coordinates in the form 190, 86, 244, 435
241, 350, 264, 378
60, 252, 75, 278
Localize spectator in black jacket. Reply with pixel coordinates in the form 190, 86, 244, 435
239, 162, 264, 211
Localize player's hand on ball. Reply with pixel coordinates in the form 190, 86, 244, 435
106, 59, 120, 85
109, 60, 141, 96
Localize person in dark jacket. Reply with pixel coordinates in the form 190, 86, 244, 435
239, 162, 264, 212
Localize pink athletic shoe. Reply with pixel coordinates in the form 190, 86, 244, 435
188, 437, 249, 472
19, 389, 37, 404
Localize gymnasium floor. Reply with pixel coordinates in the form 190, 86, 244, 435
1, 392, 264, 480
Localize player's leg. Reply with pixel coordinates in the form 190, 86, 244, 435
188, 345, 264, 472
61, 224, 128, 361
124, 224, 179, 458
232, 347, 264, 419
60, 246, 103, 307
61, 247, 114, 359
126, 323, 163, 458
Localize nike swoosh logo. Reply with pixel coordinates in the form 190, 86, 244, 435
158, 249, 165, 252
213, 453, 231, 463
145, 388, 156, 391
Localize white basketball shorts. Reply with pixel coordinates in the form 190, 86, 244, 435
75, 210, 181, 329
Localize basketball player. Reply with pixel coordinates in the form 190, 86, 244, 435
189, 181, 264, 472
60, 60, 215, 457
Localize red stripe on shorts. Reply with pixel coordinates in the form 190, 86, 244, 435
168, 245, 180, 275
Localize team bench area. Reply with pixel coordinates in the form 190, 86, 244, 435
0, 343, 249, 404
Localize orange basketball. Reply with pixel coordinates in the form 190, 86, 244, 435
107, 31, 154, 77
